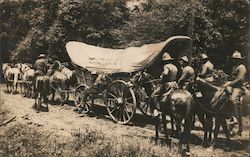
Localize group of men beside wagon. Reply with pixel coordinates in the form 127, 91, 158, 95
149, 50, 246, 137
2, 50, 247, 142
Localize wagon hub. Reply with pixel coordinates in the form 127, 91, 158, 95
116, 97, 123, 105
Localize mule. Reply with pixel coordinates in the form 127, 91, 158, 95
33, 75, 50, 112
195, 77, 231, 147
2, 63, 11, 92
4, 64, 21, 94
154, 88, 195, 155
48, 64, 77, 105
21, 63, 35, 97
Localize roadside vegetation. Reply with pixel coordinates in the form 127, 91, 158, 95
0, 123, 178, 157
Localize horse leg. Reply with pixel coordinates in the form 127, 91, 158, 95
43, 93, 49, 112
6, 81, 9, 93
197, 112, 208, 147
161, 113, 169, 140
221, 116, 230, 141
33, 92, 38, 110
212, 116, 221, 147
170, 114, 175, 135
51, 89, 55, 102
207, 114, 213, 144
183, 115, 192, 156
234, 102, 243, 135
154, 115, 160, 141
176, 117, 182, 153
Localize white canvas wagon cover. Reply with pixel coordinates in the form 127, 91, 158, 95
66, 36, 191, 74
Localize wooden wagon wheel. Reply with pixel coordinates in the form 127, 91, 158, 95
105, 80, 136, 124
59, 90, 69, 105
80, 91, 94, 114
74, 84, 89, 106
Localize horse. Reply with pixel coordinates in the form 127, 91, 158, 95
154, 88, 195, 156
2, 63, 11, 91
33, 75, 50, 112
194, 77, 231, 147
21, 64, 35, 97
3, 64, 21, 94
48, 63, 77, 105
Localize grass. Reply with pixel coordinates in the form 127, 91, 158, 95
0, 123, 176, 157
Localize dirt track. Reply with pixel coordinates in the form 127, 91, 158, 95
0, 84, 250, 157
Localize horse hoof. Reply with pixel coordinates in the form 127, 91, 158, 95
202, 142, 209, 148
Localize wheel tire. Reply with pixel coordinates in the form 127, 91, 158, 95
79, 92, 93, 114
105, 80, 136, 124
74, 84, 89, 106
59, 91, 68, 105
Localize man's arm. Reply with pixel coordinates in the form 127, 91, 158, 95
223, 65, 246, 87
229, 66, 246, 86
178, 70, 188, 84
199, 65, 207, 77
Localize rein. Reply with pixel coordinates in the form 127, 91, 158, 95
194, 88, 228, 114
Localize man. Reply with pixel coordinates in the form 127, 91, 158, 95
34, 54, 48, 76
199, 53, 214, 82
33, 53, 49, 112
224, 51, 247, 135
178, 56, 195, 90
151, 52, 178, 116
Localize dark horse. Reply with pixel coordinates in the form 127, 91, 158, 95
154, 88, 195, 155
195, 77, 231, 147
33, 75, 50, 112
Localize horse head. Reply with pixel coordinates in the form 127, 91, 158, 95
194, 76, 230, 113
2, 63, 11, 74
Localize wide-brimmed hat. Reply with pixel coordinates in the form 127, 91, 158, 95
162, 52, 174, 61
180, 56, 189, 62
232, 51, 243, 59
201, 53, 209, 60
38, 54, 46, 59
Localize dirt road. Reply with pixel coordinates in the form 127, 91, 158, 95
0, 85, 249, 157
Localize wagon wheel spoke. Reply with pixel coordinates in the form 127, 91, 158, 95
80, 94, 92, 113
122, 107, 127, 122
107, 92, 118, 99
106, 80, 136, 124
119, 83, 126, 97
126, 96, 133, 101
142, 102, 150, 114
123, 107, 131, 119
122, 86, 129, 97
74, 85, 88, 106
123, 104, 133, 116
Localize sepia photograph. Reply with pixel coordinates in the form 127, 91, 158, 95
0, 0, 249, 156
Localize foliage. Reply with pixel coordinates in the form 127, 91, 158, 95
0, 124, 175, 157
0, 0, 249, 71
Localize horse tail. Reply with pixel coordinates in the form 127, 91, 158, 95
44, 77, 50, 96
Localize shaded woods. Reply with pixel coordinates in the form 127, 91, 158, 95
0, 0, 249, 72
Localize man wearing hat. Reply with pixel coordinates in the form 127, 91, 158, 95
34, 53, 48, 76
223, 51, 247, 135
178, 56, 195, 90
199, 53, 214, 82
150, 52, 178, 116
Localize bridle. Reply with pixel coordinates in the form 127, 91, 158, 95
192, 80, 229, 114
